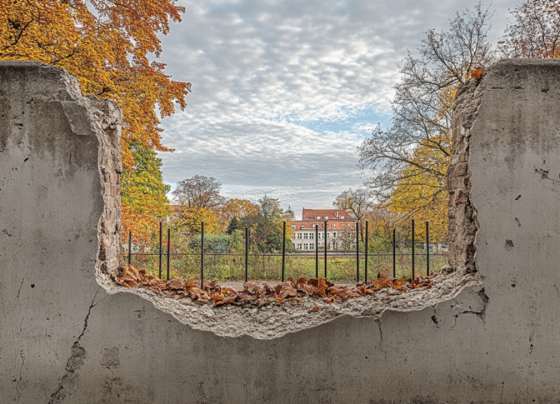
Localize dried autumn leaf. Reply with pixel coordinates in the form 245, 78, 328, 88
317, 277, 328, 296
308, 306, 321, 313
471, 67, 485, 79
167, 279, 184, 290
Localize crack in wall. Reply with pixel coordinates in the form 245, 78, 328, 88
48, 288, 104, 404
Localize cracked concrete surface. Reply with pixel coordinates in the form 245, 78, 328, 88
3, 59, 560, 403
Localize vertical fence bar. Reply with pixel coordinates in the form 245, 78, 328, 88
426, 221, 430, 277
315, 225, 319, 279
201, 222, 205, 289
392, 228, 396, 278
245, 227, 249, 282
356, 222, 360, 282
158, 221, 162, 279
365, 221, 369, 283
281, 221, 286, 282
128, 230, 132, 266
411, 219, 415, 280
324, 221, 328, 279
167, 228, 171, 280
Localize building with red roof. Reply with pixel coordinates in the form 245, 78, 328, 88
290, 208, 357, 251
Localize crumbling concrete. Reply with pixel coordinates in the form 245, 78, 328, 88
2, 59, 560, 403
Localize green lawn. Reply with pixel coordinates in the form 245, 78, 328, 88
127, 251, 447, 282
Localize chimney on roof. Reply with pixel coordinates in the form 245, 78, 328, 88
335, 211, 339, 218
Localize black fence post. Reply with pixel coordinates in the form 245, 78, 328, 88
412, 219, 415, 280
201, 222, 205, 289
324, 221, 328, 279
167, 228, 171, 280
281, 221, 286, 282
128, 230, 132, 266
393, 228, 396, 278
356, 222, 360, 282
365, 221, 369, 283
245, 227, 249, 282
426, 221, 430, 277
158, 221, 162, 279
315, 225, 318, 279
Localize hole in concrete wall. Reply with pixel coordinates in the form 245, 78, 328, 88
95, 67, 484, 340
97, 85, 485, 342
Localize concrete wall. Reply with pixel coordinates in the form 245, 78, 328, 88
2, 59, 560, 403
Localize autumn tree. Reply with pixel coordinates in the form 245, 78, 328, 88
333, 188, 375, 242
364, 206, 403, 252
389, 139, 449, 241
0, 0, 190, 167
358, 3, 495, 224
121, 142, 171, 244
219, 198, 259, 230
253, 196, 293, 252
173, 176, 225, 210
500, 0, 560, 58
172, 175, 225, 234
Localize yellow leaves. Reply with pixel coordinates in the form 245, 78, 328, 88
0, 0, 190, 171
176, 206, 221, 235
218, 198, 259, 232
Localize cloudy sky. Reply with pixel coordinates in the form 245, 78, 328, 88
157, 0, 519, 219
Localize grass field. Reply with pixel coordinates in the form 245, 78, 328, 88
126, 250, 447, 282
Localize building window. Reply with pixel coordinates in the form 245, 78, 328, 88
341, 216, 345, 219
310, 243, 315, 249
304, 233, 309, 239
333, 224, 336, 227
309, 233, 314, 239
316, 216, 320, 220
304, 243, 308, 250
333, 232, 337, 238
324, 216, 329, 219
297, 233, 302, 239
300, 225, 305, 229
292, 225, 296, 229
298, 243, 302, 249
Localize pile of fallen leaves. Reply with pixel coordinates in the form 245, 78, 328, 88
112, 264, 434, 309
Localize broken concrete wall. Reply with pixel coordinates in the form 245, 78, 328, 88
2, 59, 560, 403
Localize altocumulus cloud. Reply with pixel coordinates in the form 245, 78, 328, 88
157, 0, 518, 217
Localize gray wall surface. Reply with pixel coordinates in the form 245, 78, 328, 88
2, 60, 560, 403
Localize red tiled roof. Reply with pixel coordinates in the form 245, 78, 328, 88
289, 221, 355, 230
301, 208, 353, 221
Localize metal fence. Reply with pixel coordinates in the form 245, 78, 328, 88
123, 219, 447, 286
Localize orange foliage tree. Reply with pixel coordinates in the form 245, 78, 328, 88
218, 199, 259, 230
0, 0, 190, 168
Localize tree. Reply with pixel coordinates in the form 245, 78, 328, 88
333, 189, 375, 222
121, 142, 171, 244
333, 188, 375, 242
218, 198, 259, 230
173, 175, 225, 210
226, 216, 240, 235
0, 0, 191, 169
253, 196, 293, 252
500, 0, 560, 58
172, 175, 225, 235
358, 3, 495, 220
174, 206, 221, 235
389, 139, 449, 241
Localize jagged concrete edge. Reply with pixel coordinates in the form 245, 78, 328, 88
78, 63, 487, 341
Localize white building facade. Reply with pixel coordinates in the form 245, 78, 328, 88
290, 208, 357, 251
